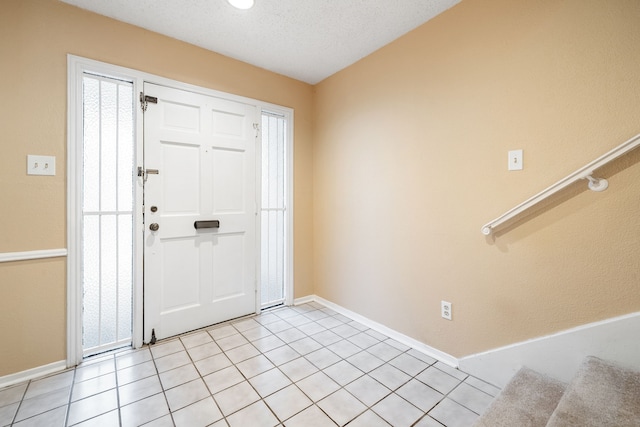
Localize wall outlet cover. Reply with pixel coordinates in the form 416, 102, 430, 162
441, 301, 452, 321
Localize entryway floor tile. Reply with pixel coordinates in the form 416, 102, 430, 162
0, 302, 499, 427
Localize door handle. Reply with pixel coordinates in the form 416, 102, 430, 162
137, 167, 159, 181
149, 223, 159, 231
194, 220, 220, 229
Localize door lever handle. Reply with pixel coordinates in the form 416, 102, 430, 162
137, 167, 159, 181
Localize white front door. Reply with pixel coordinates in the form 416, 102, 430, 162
143, 82, 258, 342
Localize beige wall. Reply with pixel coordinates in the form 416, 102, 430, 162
2, 0, 640, 378
313, 0, 640, 357
0, 0, 314, 376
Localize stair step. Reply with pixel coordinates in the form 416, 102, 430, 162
473, 367, 566, 427
546, 356, 640, 427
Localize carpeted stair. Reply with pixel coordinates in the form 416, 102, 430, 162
473, 367, 566, 427
473, 356, 640, 427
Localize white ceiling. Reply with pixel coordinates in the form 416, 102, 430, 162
60, 0, 460, 84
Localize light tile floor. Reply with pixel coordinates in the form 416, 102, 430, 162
0, 302, 500, 427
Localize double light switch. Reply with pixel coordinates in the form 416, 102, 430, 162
27, 155, 56, 176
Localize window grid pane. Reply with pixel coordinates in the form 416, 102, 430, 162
82, 74, 134, 355
261, 113, 287, 307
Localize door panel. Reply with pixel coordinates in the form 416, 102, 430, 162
161, 238, 200, 311
162, 142, 200, 213
213, 150, 245, 212
144, 82, 258, 341
212, 233, 246, 300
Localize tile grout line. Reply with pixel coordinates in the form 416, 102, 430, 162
192, 327, 227, 425
111, 354, 123, 427
431, 365, 498, 418
63, 366, 78, 426
210, 308, 319, 424
9, 378, 30, 426
205, 320, 265, 425
229, 319, 286, 425
312, 310, 404, 425
8, 369, 76, 426
149, 340, 181, 426
224, 312, 300, 423
67, 354, 116, 426
260, 309, 338, 425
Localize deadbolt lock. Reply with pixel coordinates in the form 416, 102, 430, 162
150, 206, 158, 212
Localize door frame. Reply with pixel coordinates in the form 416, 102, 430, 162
67, 55, 294, 367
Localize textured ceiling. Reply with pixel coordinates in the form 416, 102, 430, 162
59, 0, 461, 84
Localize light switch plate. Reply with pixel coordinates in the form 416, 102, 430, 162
27, 155, 56, 176
508, 149, 523, 171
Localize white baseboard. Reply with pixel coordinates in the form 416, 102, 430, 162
458, 311, 640, 388
293, 295, 315, 305
294, 294, 459, 368
0, 360, 67, 389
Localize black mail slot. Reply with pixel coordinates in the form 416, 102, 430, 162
194, 220, 220, 229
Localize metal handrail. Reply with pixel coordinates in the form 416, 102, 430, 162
481, 133, 640, 235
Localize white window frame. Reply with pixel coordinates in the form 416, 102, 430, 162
67, 56, 145, 366
67, 55, 294, 366
259, 107, 295, 309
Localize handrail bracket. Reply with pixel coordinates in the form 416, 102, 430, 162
585, 175, 608, 192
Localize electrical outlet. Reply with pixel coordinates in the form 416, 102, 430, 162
441, 301, 452, 320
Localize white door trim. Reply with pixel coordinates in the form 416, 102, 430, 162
66, 55, 294, 366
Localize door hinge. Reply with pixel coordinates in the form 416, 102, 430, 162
139, 92, 158, 112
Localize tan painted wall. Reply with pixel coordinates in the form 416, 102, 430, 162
0, 0, 314, 376
3, 0, 639, 378
313, 0, 640, 357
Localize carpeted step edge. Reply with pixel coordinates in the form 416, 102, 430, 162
472, 367, 566, 427
546, 356, 640, 427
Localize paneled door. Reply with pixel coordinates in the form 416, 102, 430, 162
143, 82, 258, 342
